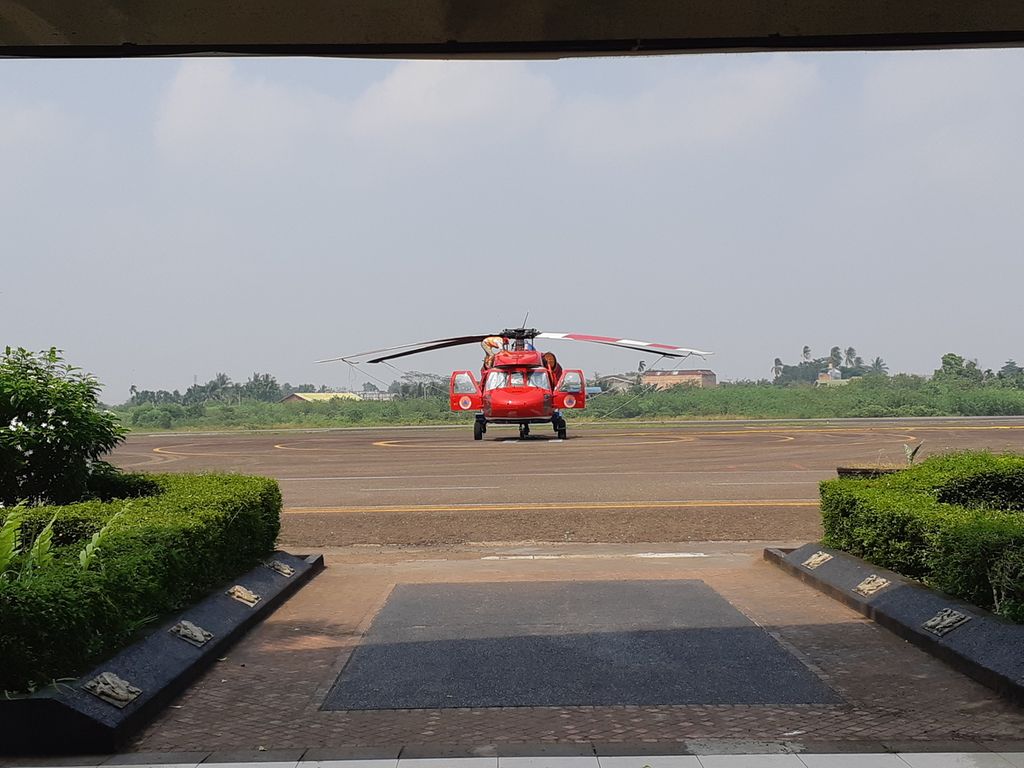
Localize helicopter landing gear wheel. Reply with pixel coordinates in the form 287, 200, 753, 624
474, 420, 484, 440
519, 424, 530, 439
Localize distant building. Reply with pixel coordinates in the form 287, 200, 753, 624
279, 392, 362, 403
816, 365, 850, 387
640, 370, 717, 389
594, 375, 637, 393
358, 390, 397, 401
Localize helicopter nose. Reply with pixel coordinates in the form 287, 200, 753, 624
487, 389, 551, 418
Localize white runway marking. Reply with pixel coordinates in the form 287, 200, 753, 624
481, 551, 710, 561
712, 481, 819, 485
634, 552, 710, 558
358, 486, 500, 492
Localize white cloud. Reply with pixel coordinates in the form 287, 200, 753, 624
155, 59, 556, 170
155, 59, 348, 166
350, 60, 556, 142
550, 56, 819, 162
153, 57, 816, 177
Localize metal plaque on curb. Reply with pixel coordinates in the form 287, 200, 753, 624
923, 608, 972, 636
265, 559, 295, 577
226, 584, 261, 607
169, 619, 214, 647
802, 551, 833, 570
83, 671, 142, 708
853, 574, 891, 596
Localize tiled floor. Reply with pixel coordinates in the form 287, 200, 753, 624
5, 754, 1024, 767
130, 545, 1024, 751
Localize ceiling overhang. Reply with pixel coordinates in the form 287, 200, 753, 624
2, 1, 1024, 58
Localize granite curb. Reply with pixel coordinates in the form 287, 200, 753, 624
765, 543, 1024, 706
0, 552, 325, 756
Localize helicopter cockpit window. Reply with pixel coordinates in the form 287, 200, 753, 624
508, 372, 526, 387
527, 369, 551, 389
557, 371, 583, 393
484, 371, 508, 391
453, 373, 477, 394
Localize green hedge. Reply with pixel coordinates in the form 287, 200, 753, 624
821, 452, 1024, 623
0, 473, 281, 692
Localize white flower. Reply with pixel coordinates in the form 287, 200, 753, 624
26, 411, 33, 417
46, 408, 55, 416
61, 420, 68, 426
23, 449, 33, 456
40, 422, 47, 428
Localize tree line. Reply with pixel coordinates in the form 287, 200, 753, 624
770, 345, 888, 385
128, 372, 296, 406
124, 370, 450, 407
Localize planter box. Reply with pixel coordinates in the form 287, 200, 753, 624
0, 551, 324, 756
765, 543, 1024, 705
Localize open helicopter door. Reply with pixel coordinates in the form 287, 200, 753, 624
450, 371, 483, 412
553, 370, 586, 410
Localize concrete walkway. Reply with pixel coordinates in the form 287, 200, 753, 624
4, 751, 1024, 767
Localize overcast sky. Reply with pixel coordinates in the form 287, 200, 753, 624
2, 50, 1022, 400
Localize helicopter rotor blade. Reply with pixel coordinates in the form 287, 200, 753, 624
316, 335, 491, 365
536, 332, 712, 358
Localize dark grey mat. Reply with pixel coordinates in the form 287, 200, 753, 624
323, 580, 841, 710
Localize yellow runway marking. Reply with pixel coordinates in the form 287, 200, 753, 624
284, 499, 819, 515
153, 444, 257, 457
361, 422, 1024, 450
152, 423, 1024, 457
369, 435, 700, 448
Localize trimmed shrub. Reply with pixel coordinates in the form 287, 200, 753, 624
0, 473, 281, 692
821, 452, 1024, 623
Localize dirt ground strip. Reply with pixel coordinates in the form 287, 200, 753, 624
131, 543, 1024, 752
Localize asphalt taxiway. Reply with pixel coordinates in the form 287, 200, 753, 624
109, 417, 1024, 546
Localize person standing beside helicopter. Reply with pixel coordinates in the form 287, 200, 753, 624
542, 351, 568, 436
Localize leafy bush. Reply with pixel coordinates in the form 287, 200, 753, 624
1, 347, 125, 506
820, 452, 1024, 622
0, 472, 281, 692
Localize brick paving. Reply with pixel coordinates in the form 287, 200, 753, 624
130, 543, 1024, 752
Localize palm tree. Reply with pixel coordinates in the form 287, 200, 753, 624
844, 347, 857, 367
772, 358, 784, 379
208, 372, 232, 402
829, 347, 842, 368
801, 346, 811, 362
869, 357, 888, 375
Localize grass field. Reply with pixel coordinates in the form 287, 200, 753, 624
112, 375, 1024, 432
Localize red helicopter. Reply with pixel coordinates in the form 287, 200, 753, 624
319, 328, 711, 440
